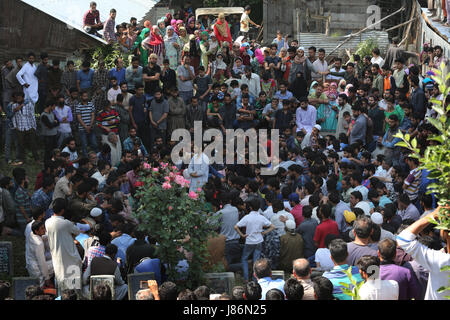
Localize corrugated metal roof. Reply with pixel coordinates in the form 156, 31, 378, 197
298, 30, 390, 56
20, 0, 160, 43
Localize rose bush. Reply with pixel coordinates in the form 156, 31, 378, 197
133, 163, 218, 289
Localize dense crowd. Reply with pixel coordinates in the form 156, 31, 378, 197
0, 2, 449, 301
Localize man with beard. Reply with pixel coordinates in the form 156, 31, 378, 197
117, 150, 133, 172
367, 95, 384, 141
1, 60, 14, 108
123, 127, 148, 158
335, 94, 352, 139
54, 95, 73, 148
76, 90, 98, 157
186, 95, 205, 133
149, 88, 169, 147
433, 45, 447, 68
62, 137, 80, 169
295, 97, 316, 134
381, 114, 402, 167
371, 64, 384, 94
219, 94, 237, 130
349, 104, 367, 145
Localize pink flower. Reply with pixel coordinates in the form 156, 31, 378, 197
143, 162, 151, 169
174, 175, 185, 186
194, 226, 198, 230
162, 182, 172, 190
168, 206, 173, 211
188, 191, 198, 200
153, 168, 159, 172
160, 162, 168, 169
171, 166, 178, 170
197, 188, 202, 192
169, 172, 176, 178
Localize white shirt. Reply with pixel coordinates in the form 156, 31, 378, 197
301, 195, 311, 207
25, 232, 53, 286
262, 206, 274, 221
270, 209, 295, 237
54, 105, 72, 133
91, 171, 107, 185
240, 12, 250, 32
236, 211, 271, 245
45, 215, 81, 285
240, 73, 261, 98
107, 87, 122, 104
312, 59, 328, 81
359, 279, 399, 300
371, 56, 385, 68
16, 61, 39, 103
397, 230, 450, 300
327, 67, 344, 80
354, 185, 369, 201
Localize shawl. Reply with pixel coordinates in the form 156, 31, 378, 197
135, 28, 150, 46
164, 26, 178, 41
309, 80, 319, 95
178, 27, 189, 46
200, 31, 210, 46
165, 13, 173, 27
338, 79, 347, 94
186, 17, 196, 34
157, 17, 166, 37
214, 14, 232, 46
146, 26, 162, 46
326, 82, 338, 101
214, 54, 228, 70
255, 48, 264, 65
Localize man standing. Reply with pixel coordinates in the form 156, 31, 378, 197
1, 60, 14, 108
125, 56, 143, 93
45, 198, 82, 291
381, 114, 402, 166
347, 216, 378, 266
96, 101, 120, 144
76, 90, 98, 157
54, 94, 73, 148
34, 53, 49, 113
322, 239, 364, 300
77, 61, 95, 95
234, 199, 275, 281
378, 239, 420, 300
83, 1, 103, 36
103, 9, 117, 44
16, 52, 39, 104
241, 66, 261, 99
177, 56, 195, 105
39, 100, 60, 162
349, 104, 367, 145
61, 61, 78, 99
109, 58, 126, 86
279, 220, 304, 273
143, 54, 161, 102
128, 84, 148, 148
311, 48, 328, 83
335, 94, 352, 138
149, 89, 170, 147
11, 92, 39, 164
240, 5, 261, 38
409, 75, 426, 119
107, 77, 121, 105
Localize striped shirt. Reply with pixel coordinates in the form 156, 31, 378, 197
96, 108, 120, 134
75, 102, 95, 130
12, 100, 36, 131
322, 264, 364, 300
404, 168, 422, 200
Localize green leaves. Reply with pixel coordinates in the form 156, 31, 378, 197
132, 166, 217, 290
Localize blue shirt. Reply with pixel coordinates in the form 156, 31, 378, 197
135, 258, 162, 284
274, 90, 293, 101
31, 189, 53, 219
258, 277, 285, 300
111, 233, 136, 264
77, 69, 94, 90
109, 68, 126, 85
323, 264, 364, 300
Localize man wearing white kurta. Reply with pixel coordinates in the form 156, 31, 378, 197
45, 201, 81, 291
16, 52, 39, 104
26, 221, 54, 287
186, 149, 210, 192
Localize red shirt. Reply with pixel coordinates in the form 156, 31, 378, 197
313, 219, 339, 248
290, 204, 304, 227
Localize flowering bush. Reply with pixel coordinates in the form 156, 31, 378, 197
133, 163, 218, 289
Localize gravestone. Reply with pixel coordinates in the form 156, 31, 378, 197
89, 275, 115, 300
127, 272, 155, 300
12, 277, 39, 300
272, 270, 286, 281
0, 242, 13, 275
204, 272, 235, 296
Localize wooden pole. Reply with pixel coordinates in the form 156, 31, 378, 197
400, 0, 417, 48
326, 6, 406, 58
384, 17, 417, 32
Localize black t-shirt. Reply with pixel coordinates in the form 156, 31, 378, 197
143, 64, 161, 95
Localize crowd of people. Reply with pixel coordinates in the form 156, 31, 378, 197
0, 2, 449, 301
